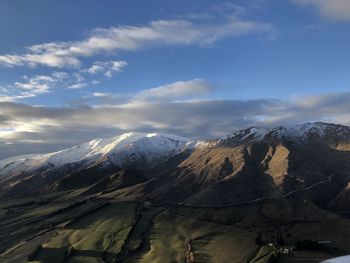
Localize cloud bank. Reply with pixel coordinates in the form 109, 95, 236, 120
134, 79, 212, 102
1, 79, 350, 159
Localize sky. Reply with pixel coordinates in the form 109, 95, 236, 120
1, 0, 350, 159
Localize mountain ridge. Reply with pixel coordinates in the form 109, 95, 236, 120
2, 122, 350, 263
0, 132, 192, 176
1, 121, 350, 204
221, 121, 350, 144
1, 121, 348, 164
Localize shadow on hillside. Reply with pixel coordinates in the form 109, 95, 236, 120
34, 247, 118, 261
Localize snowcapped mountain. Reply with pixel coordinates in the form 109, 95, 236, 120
0, 132, 193, 177
2, 122, 350, 262
2, 122, 350, 178
1, 122, 350, 200
221, 122, 350, 144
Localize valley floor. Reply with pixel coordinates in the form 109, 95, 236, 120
0, 190, 349, 263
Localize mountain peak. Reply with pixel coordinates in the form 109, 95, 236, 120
0, 131, 191, 176
224, 122, 350, 144
2, 122, 350, 179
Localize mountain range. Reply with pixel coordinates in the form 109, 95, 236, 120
1, 121, 350, 209
1, 122, 350, 262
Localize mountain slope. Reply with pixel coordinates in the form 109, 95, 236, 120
144, 122, 350, 209
0, 132, 193, 197
1, 122, 350, 209
0, 132, 191, 176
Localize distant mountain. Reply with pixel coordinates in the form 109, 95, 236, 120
0, 132, 192, 176
151, 122, 350, 208
1, 122, 350, 212
0, 132, 195, 197
221, 122, 350, 144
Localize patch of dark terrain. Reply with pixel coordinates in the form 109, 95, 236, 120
56, 161, 120, 191
97, 168, 147, 196
0, 197, 108, 255
115, 206, 163, 263
190, 234, 215, 263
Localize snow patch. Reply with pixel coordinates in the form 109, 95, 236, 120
226, 122, 350, 143
0, 132, 192, 177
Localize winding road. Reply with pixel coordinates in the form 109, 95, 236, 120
145, 174, 335, 209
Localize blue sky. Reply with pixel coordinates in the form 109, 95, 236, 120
1, 0, 350, 158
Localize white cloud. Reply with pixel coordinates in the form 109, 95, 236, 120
293, 0, 350, 21
1, 88, 350, 158
92, 92, 111, 97
0, 86, 9, 93
105, 61, 128, 77
67, 79, 211, 106
68, 83, 88, 89
86, 60, 127, 77
135, 79, 212, 102
5, 71, 91, 100
14, 75, 56, 97
2, 62, 125, 101
0, 87, 12, 102
0, 16, 275, 68
0, 52, 81, 68
91, 80, 101, 85
73, 72, 85, 82
52, 71, 69, 80
87, 64, 105, 74
0, 95, 15, 102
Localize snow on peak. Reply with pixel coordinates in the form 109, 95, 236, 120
44, 131, 191, 166
225, 122, 350, 143
0, 132, 191, 176
1, 123, 349, 177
